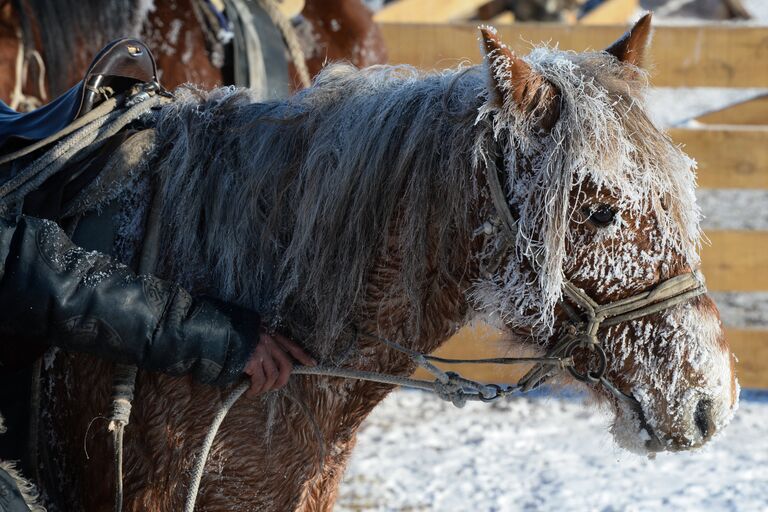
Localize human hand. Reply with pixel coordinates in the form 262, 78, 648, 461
243, 328, 316, 398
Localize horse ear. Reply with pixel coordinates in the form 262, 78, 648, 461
605, 13, 653, 68
479, 26, 559, 131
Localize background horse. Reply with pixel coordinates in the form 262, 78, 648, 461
0, 0, 386, 107
37, 15, 737, 511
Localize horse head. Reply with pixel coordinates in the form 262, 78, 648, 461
473, 14, 737, 454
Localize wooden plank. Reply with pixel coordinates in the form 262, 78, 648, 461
695, 95, 768, 125
491, 12, 516, 24
580, 0, 639, 25
375, 0, 490, 23
415, 327, 768, 388
668, 126, 768, 189
380, 22, 768, 87
701, 231, 768, 292
729, 329, 768, 389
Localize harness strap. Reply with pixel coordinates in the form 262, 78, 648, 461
484, 143, 707, 391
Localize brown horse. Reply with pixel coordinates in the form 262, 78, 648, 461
0, 0, 386, 106
36, 14, 737, 511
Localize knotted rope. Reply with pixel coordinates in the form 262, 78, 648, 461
183, 335, 573, 511
107, 364, 137, 512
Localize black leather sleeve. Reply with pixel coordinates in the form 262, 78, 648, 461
0, 215, 258, 385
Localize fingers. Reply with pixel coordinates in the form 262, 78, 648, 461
273, 332, 317, 366
261, 354, 279, 393
244, 348, 266, 399
243, 328, 316, 398
269, 344, 293, 389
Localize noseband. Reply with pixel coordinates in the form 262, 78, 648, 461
483, 149, 707, 400
185, 147, 709, 509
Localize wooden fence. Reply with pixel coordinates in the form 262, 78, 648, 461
377, 22, 768, 388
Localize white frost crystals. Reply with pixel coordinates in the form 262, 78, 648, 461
602, 298, 737, 455
469, 39, 736, 454
471, 46, 702, 338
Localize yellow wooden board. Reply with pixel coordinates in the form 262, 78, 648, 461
375, 0, 490, 23
669, 126, 768, 189
491, 12, 516, 24
701, 231, 768, 293
580, 0, 639, 25
414, 326, 768, 388
729, 329, 768, 389
695, 95, 768, 125
380, 22, 768, 87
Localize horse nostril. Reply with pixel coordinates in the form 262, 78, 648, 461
694, 398, 713, 439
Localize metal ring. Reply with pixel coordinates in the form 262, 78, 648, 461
564, 338, 607, 383
479, 384, 503, 402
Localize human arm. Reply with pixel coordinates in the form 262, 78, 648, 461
0, 215, 314, 390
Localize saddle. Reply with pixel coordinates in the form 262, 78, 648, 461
0, 38, 157, 152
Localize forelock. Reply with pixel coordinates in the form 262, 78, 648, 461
474, 46, 701, 334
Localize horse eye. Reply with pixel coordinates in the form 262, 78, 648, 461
586, 204, 616, 227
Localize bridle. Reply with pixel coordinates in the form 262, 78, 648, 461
483, 146, 707, 420
184, 146, 708, 510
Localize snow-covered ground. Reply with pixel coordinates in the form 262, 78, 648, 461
337, 389, 768, 512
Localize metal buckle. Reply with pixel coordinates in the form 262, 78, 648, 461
564, 338, 607, 383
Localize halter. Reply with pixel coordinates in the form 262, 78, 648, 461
184, 142, 709, 512
483, 148, 707, 398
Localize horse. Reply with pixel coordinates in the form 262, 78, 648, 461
33, 13, 737, 511
0, 0, 386, 107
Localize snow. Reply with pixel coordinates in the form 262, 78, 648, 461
338, 389, 768, 512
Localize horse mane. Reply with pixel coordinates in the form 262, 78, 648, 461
147, 47, 702, 358
151, 64, 491, 357
17, 0, 148, 94
473, 48, 702, 333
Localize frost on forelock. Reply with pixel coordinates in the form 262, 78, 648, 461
472, 47, 702, 337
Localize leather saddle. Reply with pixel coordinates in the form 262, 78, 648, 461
0, 38, 157, 152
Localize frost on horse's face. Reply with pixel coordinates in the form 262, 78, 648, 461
473, 16, 737, 454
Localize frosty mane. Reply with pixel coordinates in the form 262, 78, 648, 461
473, 47, 701, 334
151, 64, 491, 357
149, 47, 701, 356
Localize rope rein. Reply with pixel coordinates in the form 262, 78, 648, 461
182, 342, 573, 512
9, 29, 47, 112
256, 0, 311, 88
183, 146, 708, 511
12, 82, 706, 510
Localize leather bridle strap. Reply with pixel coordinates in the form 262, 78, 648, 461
484, 146, 707, 390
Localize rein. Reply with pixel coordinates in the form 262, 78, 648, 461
183, 149, 707, 510
483, 149, 707, 394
